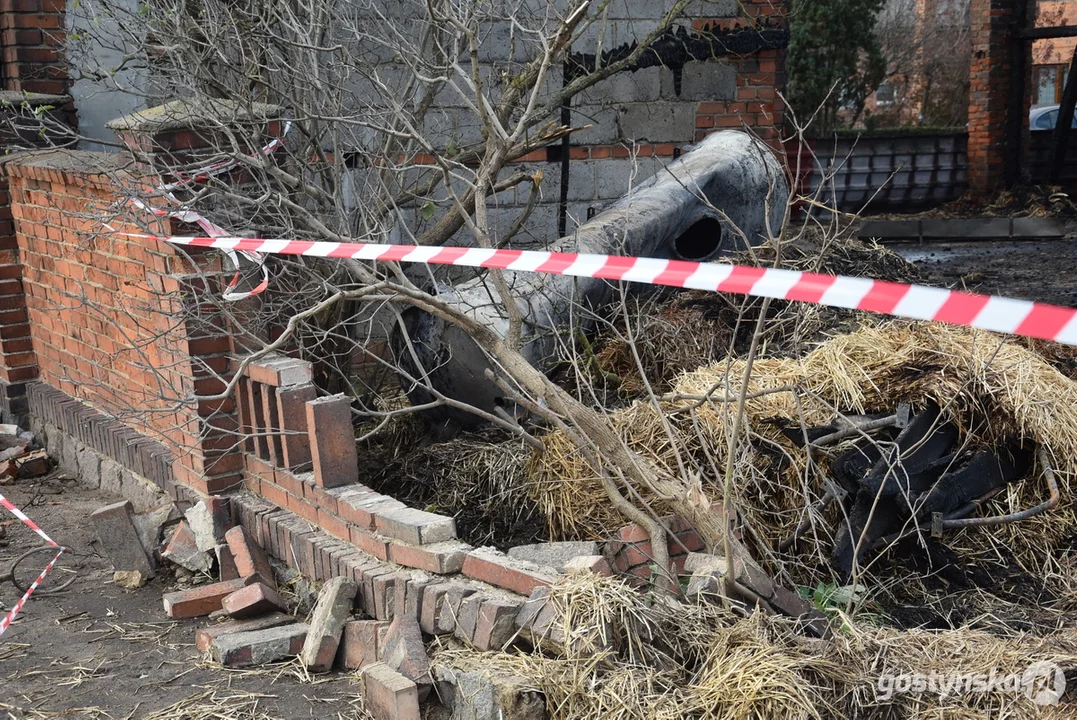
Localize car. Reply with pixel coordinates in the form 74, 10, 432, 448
1030, 104, 1077, 130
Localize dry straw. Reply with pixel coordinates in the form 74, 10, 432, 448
529, 321, 1077, 577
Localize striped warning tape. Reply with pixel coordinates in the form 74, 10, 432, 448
0, 492, 65, 637
133, 234, 1077, 347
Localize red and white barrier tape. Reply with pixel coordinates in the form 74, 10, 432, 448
0, 492, 65, 637
119, 122, 293, 300
133, 235, 1077, 347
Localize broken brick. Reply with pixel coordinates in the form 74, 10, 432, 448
419, 582, 452, 635
222, 582, 287, 619
300, 576, 358, 672
210, 623, 309, 667
337, 619, 389, 670
388, 539, 470, 574
436, 583, 477, 635
362, 663, 421, 720
562, 555, 612, 576
381, 616, 431, 701
216, 544, 239, 581
452, 593, 484, 645
162, 520, 212, 574
163, 578, 247, 619
473, 597, 523, 651
195, 612, 293, 652
225, 525, 275, 588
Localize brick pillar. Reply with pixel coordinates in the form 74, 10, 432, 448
106, 99, 285, 494
0, 0, 76, 127
968, 0, 1031, 194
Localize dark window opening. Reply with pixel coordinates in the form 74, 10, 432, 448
671, 217, 725, 261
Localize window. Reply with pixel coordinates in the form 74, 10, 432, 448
876, 82, 896, 106
1035, 65, 1070, 106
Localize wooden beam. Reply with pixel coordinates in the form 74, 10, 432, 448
1049, 46, 1077, 183
1019, 26, 1077, 41
1005, 0, 1035, 188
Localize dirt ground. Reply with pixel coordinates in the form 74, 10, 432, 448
894, 238, 1077, 309
0, 471, 368, 720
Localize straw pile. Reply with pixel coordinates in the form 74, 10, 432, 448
529, 321, 1077, 576
433, 574, 1077, 720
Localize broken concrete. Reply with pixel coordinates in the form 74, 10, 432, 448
299, 576, 358, 672
161, 520, 212, 574
91, 500, 154, 579
506, 542, 600, 571
113, 570, 147, 588
434, 665, 547, 720
185, 496, 233, 552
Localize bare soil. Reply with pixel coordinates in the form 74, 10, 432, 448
0, 470, 367, 720
895, 238, 1077, 309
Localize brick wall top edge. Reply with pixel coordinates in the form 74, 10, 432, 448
3, 149, 128, 175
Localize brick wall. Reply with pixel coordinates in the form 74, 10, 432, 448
1, 0, 67, 95
967, 0, 1030, 194
3, 150, 241, 494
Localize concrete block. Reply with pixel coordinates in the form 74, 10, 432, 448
300, 576, 358, 672
210, 623, 309, 667
163, 578, 248, 619
162, 520, 212, 573
225, 525, 275, 587
222, 582, 287, 618
99, 458, 123, 496
435, 665, 547, 720
132, 502, 179, 562
381, 616, 431, 700
618, 103, 696, 143
91, 500, 154, 578
1011, 217, 1066, 239
507, 542, 599, 571
305, 394, 359, 488
76, 445, 101, 488
185, 496, 233, 552
921, 218, 1010, 240
561, 555, 611, 576
678, 60, 737, 102
374, 507, 456, 545
338, 619, 389, 670
857, 219, 921, 240
195, 612, 293, 652
362, 663, 421, 720
579, 66, 663, 105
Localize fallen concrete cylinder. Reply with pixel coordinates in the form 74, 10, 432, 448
395, 130, 788, 424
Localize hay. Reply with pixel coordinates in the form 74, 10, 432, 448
529, 321, 1077, 577
436, 574, 1077, 719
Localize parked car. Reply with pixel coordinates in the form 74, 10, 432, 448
1030, 104, 1077, 130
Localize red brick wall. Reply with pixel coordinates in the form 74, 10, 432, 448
1, 0, 68, 95
968, 0, 1030, 194
4, 151, 240, 494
